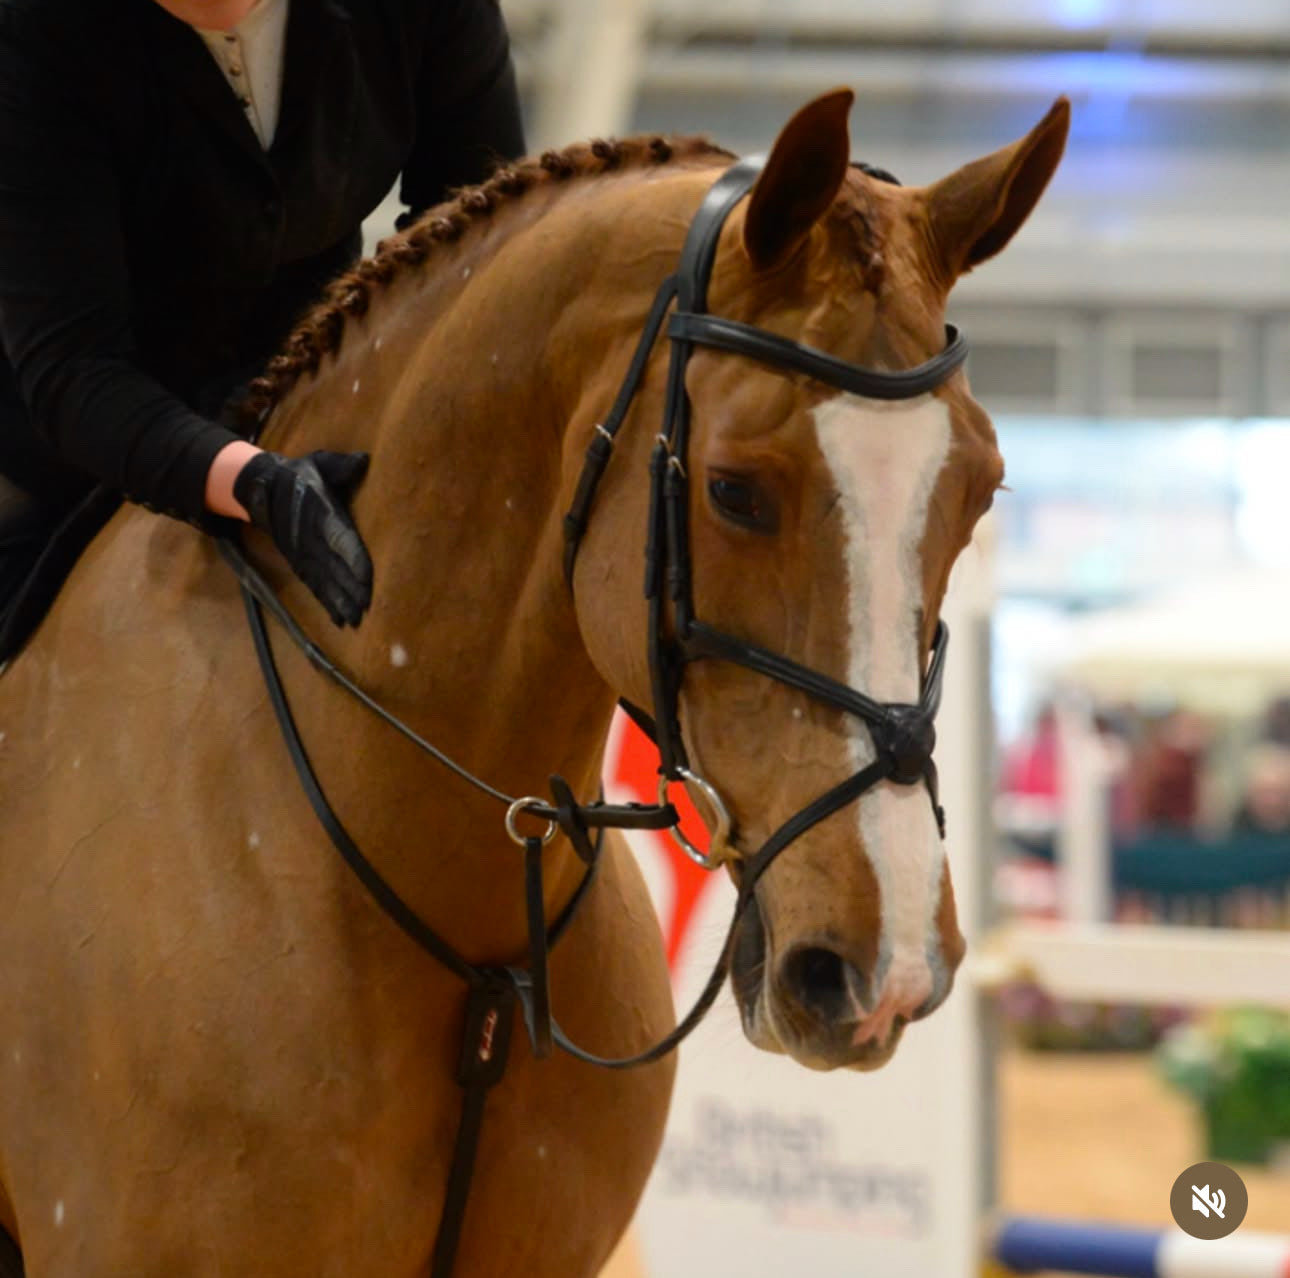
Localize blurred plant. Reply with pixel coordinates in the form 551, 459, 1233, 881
1158, 1008, 1290, 1164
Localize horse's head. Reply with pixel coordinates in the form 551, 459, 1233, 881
570, 90, 1067, 1071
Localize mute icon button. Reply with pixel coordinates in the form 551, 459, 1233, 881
1191, 1184, 1225, 1219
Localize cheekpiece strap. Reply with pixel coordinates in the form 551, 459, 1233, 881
562, 274, 680, 585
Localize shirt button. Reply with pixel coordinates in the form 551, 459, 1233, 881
229, 64, 243, 76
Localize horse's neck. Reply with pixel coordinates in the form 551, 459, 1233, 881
254, 187, 655, 961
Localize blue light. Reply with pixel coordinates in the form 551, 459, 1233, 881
1052, 0, 1111, 28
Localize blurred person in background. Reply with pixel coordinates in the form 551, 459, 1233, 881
0, 0, 524, 639
1260, 697, 1290, 749
1232, 742, 1290, 837
1127, 707, 1210, 832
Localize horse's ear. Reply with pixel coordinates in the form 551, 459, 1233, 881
921, 96, 1070, 284
742, 88, 854, 272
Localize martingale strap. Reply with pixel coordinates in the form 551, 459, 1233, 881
229, 552, 629, 1278
432, 976, 516, 1278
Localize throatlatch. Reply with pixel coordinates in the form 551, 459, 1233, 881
227, 152, 969, 1278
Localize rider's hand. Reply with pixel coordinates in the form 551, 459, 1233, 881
232, 450, 373, 628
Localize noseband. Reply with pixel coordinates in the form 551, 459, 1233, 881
223, 155, 969, 1278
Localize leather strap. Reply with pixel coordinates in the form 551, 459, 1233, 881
242, 588, 480, 983
668, 314, 968, 400
523, 836, 553, 1059
674, 158, 765, 314
739, 759, 890, 891
431, 977, 517, 1278
223, 538, 680, 837
239, 582, 604, 1277
562, 275, 680, 586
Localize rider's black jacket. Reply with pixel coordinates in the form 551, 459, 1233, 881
0, 0, 523, 519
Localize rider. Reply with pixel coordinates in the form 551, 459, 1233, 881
0, 0, 525, 639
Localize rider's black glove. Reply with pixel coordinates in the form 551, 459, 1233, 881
233, 450, 373, 628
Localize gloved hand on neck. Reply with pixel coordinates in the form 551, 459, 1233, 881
231, 449, 373, 628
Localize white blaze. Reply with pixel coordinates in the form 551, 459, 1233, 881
812, 393, 951, 1026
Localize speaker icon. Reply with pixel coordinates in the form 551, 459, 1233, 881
1192, 1184, 1226, 1219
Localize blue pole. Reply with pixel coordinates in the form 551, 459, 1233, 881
993, 1217, 1161, 1277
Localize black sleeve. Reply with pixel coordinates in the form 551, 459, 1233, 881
398, 0, 527, 219
0, 20, 237, 521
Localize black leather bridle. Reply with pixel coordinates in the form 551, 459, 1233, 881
223, 154, 969, 1277
563, 157, 965, 868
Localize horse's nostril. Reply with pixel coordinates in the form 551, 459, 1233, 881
780, 946, 864, 1025
912, 963, 955, 1020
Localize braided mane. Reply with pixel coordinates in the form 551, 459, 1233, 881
239, 134, 735, 430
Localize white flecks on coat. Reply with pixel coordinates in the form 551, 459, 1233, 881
461, 266, 472, 280
54, 1200, 65, 1227
248, 831, 261, 850
352, 379, 361, 395
11, 1047, 20, 1065
536, 1144, 547, 1160
490, 353, 499, 365
373, 335, 383, 352
390, 644, 410, 669
811, 392, 952, 1024
71, 757, 81, 770
504, 498, 513, 511
0, 731, 6, 744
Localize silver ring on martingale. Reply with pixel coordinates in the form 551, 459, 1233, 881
504, 796, 559, 847
657, 767, 734, 869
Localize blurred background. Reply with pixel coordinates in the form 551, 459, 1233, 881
389, 4, 1290, 1272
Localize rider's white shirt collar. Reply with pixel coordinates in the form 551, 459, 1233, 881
195, 0, 290, 150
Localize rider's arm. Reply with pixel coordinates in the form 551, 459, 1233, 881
398, 0, 526, 223
0, 18, 243, 525
206, 441, 261, 520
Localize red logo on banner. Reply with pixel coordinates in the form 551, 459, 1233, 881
604, 714, 718, 970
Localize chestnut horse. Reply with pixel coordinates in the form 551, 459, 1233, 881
0, 91, 1067, 1276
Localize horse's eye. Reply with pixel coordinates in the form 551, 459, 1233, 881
707, 475, 776, 532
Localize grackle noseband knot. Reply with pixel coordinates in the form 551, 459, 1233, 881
873, 705, 936, 786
